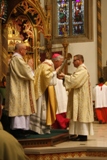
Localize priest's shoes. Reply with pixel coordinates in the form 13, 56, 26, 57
70, 135, 87, 141
11, 130, 30, 139
69, 134, 77, 140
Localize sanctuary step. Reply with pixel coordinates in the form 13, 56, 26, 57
64, 157, 107, 160
18, 129, 69, 148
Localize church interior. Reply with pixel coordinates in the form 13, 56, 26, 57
0, 0, 107, 160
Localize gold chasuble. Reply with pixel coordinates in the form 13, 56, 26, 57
47, 86, 57, 125
34, 60, 57, 125
5, 54, 36, 117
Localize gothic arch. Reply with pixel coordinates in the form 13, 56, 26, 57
1, 0, 51, 77
7, 0, 51, 38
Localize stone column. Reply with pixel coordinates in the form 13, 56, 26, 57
1, 24, 8, 77
97, 0, 102, 79
0, 20, 2, 78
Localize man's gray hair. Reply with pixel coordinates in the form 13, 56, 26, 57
14, 43, 25, 51
52, 55, 64, 61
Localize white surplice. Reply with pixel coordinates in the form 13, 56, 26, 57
93, 84, 107, 108
55, 78, 68, 114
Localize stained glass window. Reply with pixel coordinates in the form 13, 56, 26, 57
72, 0, 84, 35
57, 0, 69, 36
57, 0, 84, 36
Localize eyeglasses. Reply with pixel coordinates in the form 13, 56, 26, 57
73, 59, 79, 62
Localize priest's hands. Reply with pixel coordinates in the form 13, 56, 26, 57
55, 66, 61, 73
55, 67, 65, 80
57, 72, 65, 80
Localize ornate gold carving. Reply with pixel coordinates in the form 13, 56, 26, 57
21, 0, 51, 40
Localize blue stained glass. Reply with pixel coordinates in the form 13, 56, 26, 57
57, 0, 84, 36
57, 0, 69, 36
72, 0, 84, 35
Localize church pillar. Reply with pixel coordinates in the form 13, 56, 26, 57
0, 20, 2, 78
1, 24, 8, 77
45, 0, 52, 58
97, 0, 102, 79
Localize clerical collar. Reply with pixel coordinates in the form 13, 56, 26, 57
12, 52, 23, 58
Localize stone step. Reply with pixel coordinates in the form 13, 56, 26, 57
64, 157, 107, 160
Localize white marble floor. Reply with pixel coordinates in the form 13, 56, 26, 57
24, 122, 107, 154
